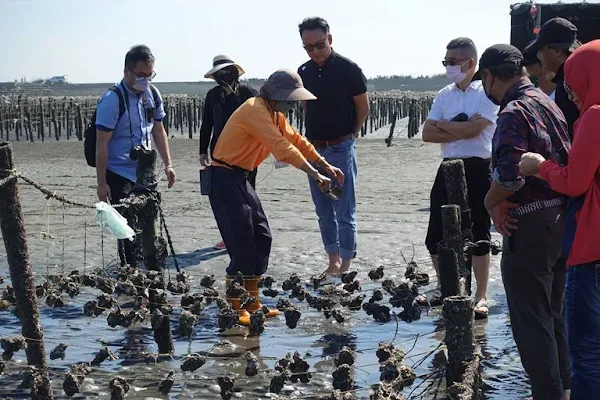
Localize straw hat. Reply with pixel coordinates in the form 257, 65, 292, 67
204, 54, 245, 79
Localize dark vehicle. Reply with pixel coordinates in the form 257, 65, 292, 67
510, 2, 600, 51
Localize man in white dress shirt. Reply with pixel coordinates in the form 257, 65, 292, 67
421, 37, 500, 318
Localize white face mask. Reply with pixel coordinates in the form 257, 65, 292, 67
133, 77, 151, 92
446, 64, 468, 85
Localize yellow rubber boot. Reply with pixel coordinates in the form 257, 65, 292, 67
244, 277, 279, 318
226, 276, 251, 326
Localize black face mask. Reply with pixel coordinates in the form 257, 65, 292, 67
215, 71, 237, 88
483, 74, 500, 106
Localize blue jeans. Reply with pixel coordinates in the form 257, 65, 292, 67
309, 138, 357, 260
566, 261, 600, 399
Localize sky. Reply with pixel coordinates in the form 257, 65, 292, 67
0, 0, 594, 83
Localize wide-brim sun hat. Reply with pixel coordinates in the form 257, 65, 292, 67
260, 69, 317, 101
204, 54, 245, 79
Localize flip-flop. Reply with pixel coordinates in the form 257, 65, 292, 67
474, 299, 489, 320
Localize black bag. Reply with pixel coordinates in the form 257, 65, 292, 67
199, 167, 212, 196
84, 85, 160, 167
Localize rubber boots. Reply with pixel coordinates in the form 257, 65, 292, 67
244, 277, 279, 318
225, 275, 251, 326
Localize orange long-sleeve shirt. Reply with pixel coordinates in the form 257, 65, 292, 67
212, 97, 322, 170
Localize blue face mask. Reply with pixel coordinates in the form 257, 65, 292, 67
275, 101, 295, 115
133, 77, 151, 92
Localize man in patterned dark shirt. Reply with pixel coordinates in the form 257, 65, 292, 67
479, 44, 572, 400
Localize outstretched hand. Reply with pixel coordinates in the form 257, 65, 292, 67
321, 162, 345, 187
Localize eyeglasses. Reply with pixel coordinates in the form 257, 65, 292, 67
442, 58, 469, 67
563, 81, 573, 97
303, 38, 327, 52
129, 68, 156, 80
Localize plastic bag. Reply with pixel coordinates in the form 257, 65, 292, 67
95, 201, 135, 241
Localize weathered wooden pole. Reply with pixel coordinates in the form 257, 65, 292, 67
25, 104, 34, 142
438, 247, 461, 299
39, 98, 45, 142
443, 296, 475, 386
441, 204, 466, 295
0, 142, 53, 398
385, 112, 397, 147
187, 102, 193, 139
442, 160, 473, 296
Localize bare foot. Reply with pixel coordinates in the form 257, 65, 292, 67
326, 253, 341, 276
339, 259, 351, 274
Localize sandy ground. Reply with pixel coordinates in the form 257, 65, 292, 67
0, 121, 529, 399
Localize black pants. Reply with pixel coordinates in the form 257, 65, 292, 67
501, 207, 570, 399
425, 157, 491, 256
209, 167, 272, 277
106, 170, 157, 268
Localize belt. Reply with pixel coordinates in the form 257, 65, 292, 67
309, 133, 353, 149
508, 198, 564, 217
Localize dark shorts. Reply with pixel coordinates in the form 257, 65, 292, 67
425, 157, 491, 256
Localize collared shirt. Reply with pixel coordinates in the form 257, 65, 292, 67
427, 80, 499, 159
96, 80, 165, 182
199, 84, 258, 156
298, 50, 367, 141
552, 64, 579, 139
212, 97, 322, 171
492, 78, 571, 206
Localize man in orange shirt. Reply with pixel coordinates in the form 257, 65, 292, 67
205, 69, 344, 326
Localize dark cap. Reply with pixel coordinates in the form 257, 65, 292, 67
260, 69, 316, 101
524, 17, 581, 54
479, 44, 524, 70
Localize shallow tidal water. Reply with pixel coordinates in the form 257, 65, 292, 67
0, 137, 529, 399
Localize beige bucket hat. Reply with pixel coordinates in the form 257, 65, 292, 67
204, 54, 245, 79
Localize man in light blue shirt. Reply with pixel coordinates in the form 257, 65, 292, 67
95, 44, 176, 268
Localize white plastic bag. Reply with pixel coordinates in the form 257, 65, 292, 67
95, 201, 135, 241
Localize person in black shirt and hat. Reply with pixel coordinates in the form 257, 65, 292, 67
522, 45, 556, 97
199, 55, 258, 251
525, 17, 581, 139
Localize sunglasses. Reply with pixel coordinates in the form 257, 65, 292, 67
129, 68, 156, 80
303, 38, 327, 52
442, 58, 470, 67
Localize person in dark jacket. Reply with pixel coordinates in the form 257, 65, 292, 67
199, 55, 258, 250
525, 17, 581, 138
481, 44, 572, 400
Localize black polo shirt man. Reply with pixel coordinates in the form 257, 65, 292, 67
297, 16, 369, 277
300, 50, 368, 142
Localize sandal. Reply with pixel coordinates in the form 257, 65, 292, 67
474, 298, 489, 320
